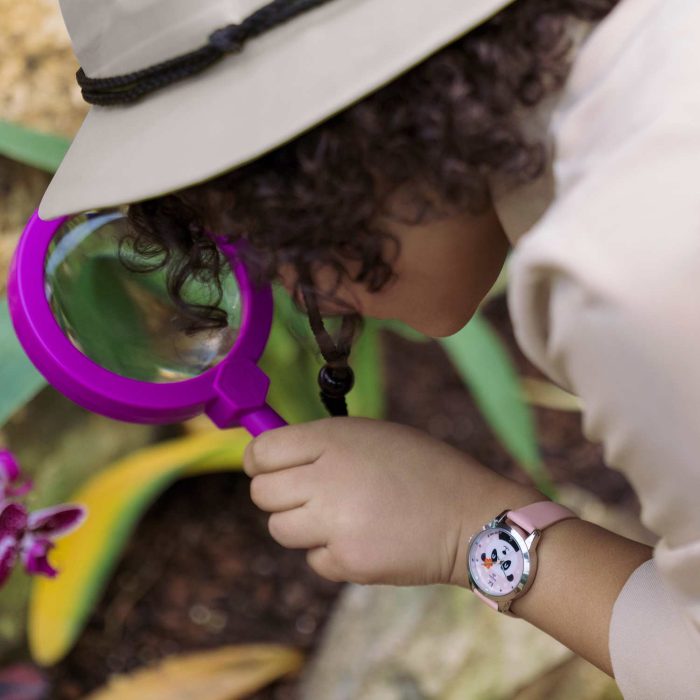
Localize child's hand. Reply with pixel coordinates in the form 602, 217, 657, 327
243, 416, 536, 587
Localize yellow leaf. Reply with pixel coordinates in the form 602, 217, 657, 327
520, 377, 582, 412
84, 645, 304, 700
28, 428, 252, 666
182, 413, 220, 435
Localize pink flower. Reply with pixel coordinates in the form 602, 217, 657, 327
0, 501, 86, 584
0, 450, 87, 586
0, 449, 32, 500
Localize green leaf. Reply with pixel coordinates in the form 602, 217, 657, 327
259, 288, 326, 424
346, 321, 385, 419
439, 313, 556, 499
0, 121, 71, 173
0, 298, 48, 427
57, 255, 152, 379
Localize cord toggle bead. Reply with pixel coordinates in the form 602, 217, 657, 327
318, 365, 355, 399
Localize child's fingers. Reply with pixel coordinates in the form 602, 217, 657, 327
250, 466, 312, 512
267, 506, 324, 550
243, 422, 326, 476
306, 546, 345, 583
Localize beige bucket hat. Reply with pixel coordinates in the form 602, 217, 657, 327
39, 0, 516, 220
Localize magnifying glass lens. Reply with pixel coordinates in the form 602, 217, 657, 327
44, 209, 242, 383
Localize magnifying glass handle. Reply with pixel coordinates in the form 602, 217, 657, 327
238, 404, 287, 436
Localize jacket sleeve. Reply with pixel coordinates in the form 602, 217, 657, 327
504, 0, 700, 694
508, 200, 700, 695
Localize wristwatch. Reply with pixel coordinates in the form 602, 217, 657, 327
466, 500, 579, 617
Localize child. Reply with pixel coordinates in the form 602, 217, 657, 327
38, 0, 700, 697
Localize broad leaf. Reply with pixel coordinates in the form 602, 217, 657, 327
28, 429, 252, 666
84, 645, 303, 700
259, 288, 327, 424
0, 299, 47, 428
439, 313, 556, 498
54, 255, 151, 379
346, 319, 385, 419
0, 121, 70, 173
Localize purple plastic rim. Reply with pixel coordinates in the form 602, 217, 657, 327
7, 209, 286, 435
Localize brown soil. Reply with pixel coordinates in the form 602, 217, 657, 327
49, 295, 638, 698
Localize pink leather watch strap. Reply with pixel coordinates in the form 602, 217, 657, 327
506, 500, 578, 534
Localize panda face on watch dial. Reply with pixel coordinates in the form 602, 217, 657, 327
468, 527, 525, 596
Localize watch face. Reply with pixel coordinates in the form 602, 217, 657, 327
468, 527, 525, 597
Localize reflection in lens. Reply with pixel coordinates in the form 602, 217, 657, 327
45, 209, 242, 383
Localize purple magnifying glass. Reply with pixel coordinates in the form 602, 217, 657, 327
7, 207, 287, 436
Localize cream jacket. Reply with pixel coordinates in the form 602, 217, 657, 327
490, 0, 700, 696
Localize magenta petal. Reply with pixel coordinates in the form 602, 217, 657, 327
7, 478, 34, 499
0, 535, 18, 586
27, 504, 86, 538
0, 502, 28, 538
20, 537, 57, 578
0, 663, 50, 700
0, 450, 20, 483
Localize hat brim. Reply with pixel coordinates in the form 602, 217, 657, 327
39, 0, 515, 220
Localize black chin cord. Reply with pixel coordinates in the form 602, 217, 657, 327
300, 286, 356, 417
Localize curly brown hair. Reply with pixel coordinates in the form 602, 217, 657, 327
121, 0, 618, 336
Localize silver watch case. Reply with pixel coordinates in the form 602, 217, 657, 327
466, 509, 542, 616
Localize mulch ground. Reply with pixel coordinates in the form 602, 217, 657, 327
49, 294, 638, 698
